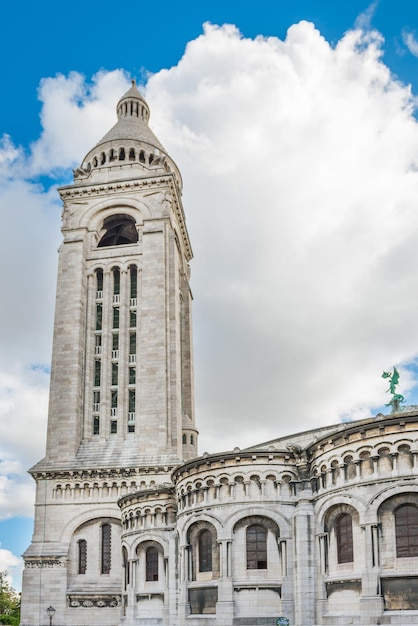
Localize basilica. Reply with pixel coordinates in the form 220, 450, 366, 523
20, 82, 418, 626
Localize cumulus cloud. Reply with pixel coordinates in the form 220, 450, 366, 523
2, 19, 418, 524
145, 21, 418, 450
0, 549, 22, 586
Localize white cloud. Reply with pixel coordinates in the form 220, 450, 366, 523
0, 548, 23, 592
145, 21, 418, 450
402, 29, 418, 57
2, 19, 418, 523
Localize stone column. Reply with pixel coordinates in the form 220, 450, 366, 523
293, 499, 315, 626
216, 539, 234, 626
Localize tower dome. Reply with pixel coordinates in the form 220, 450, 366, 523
73, 79, 182, 190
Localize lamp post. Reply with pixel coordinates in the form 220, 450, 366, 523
46, 605, 55, 626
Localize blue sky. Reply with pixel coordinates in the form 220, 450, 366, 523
3, 0, 418, 591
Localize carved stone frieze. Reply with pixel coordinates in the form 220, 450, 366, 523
68, 595, 121, 608
25, 558, 66, 569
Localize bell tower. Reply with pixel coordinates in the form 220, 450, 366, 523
21, 81, 197, 625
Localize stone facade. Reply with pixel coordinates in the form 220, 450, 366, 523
20, 83, 418, 626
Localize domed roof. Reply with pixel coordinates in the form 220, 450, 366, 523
95, 79, 165, 152
73, 79, 182, 189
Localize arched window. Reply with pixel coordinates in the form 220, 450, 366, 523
98, 215, 138, 247
101, 523, 111, 574
123, 546, 129, 589
130, 266, 137, 300
246, 524, 267, 569
146, 546, 159, 581
96, 269, 103, 297
336, 513, 353, 563
395, 504, 418, 557
182, 433, 186, 444
198, 529, 212, 572
78, 539, 87, 574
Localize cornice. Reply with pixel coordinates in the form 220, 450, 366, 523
30, 464, 178, 481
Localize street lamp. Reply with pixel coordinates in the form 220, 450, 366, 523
46, 605, 56, 626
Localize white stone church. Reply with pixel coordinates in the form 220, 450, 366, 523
20, 82, 418, 626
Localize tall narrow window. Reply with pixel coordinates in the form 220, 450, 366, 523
111, 363, 118, 386
94, 360, 101, 387
129, 390, 135, 413
129, 367, 136, 385
130, 266, 137, 301
198, 529, 212, 572
93, 391, 100, 412
113, 307, 120, 329
96, 304, 103, 330
336, 513, 354, 563
95, 334, 102, 355
129, 332, 136, 355
123, 547, 129, 590
101, 523, 111, 574
146, 547, 159, 581
111, 390, 118, 409
93, 416, 100, 435
113, 268, 120, 296
78, 539, 87, 574
110, 421, 117, 434
130, 310, 137, 328
395, 504, 418, 557
112, 333, 119, 359
96, 269, 103, 297
246, 524, 267, 569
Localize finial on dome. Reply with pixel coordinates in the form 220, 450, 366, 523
131, 79, 136, 87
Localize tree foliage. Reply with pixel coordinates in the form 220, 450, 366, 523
0, 572, 20, 626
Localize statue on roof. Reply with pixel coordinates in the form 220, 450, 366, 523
382, 367, 405, 412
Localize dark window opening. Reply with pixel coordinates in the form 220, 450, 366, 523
78, 539, 87, 574
101, 523, 111, 574
113, 307, 120, 329
246, 524, 267, 569
190, 434, 194, 445
130, 310, 137, 327
113, 268, 120, 295
98, 215, 138, 247
395, 504, 418, 558
130, 266, 137, 298
182, 434, 187, 444
93, 416, 100, 435
146, 547, 159, 581
109, 149, 116, 161
112, 333, 119, 351
336, 513, 354, 563
94, 360, 101, 387
129, 148, 135, 161
100, 152, 106, 165
139, 151, 145, 163
129, 390, 135, 413
96, 269, 103, 293
111, 363, 118, 386
129, 367, 136, 385
119, 147, 125, 161
130, 332, 136, 355
110, 421, 117, 434
198, 529, 212, 572
96, 304, 102, 330
111, 390, 118, 408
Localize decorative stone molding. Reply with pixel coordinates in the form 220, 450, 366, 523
25, 558, 66, 569
68, 595, 121, 608
30, 464, 177, 481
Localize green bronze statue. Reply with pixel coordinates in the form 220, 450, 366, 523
382, 367, 405, 412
